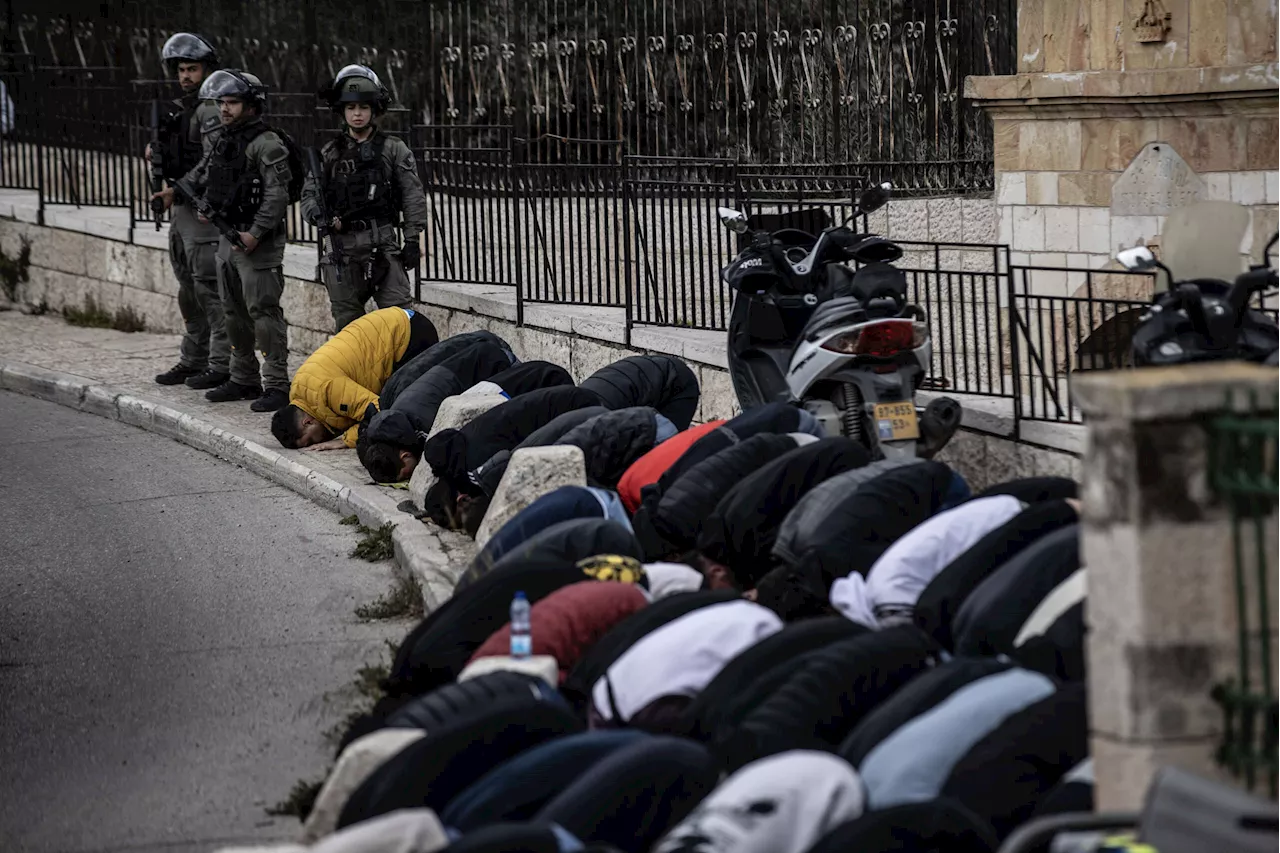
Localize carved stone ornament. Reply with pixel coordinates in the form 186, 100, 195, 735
1134, 0, 1172, 44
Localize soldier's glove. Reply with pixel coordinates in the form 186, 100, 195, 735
400, 240, 421, 271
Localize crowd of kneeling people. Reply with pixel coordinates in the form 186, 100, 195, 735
252, 306, 1091, 853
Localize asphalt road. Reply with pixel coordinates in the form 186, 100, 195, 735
0, 391, 407, 853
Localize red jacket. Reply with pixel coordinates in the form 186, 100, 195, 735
617, 420, 726, 513
470, 581, 650, 683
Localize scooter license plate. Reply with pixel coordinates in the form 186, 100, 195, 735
874, 401, 920, 441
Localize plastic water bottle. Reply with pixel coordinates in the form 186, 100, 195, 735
510, 591, 532, 659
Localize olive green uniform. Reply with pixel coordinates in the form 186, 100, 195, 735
169, 97, 228, 374
299, 129, 427, 331
188, 117, 292, 392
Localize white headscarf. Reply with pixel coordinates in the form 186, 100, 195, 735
644, 561, 706, 599
654, 751, 865, 853
831, 495, 1027, 629
591, 599, 782, 722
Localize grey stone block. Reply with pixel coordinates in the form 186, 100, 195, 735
474, 445, 587, 548
458, 655, 559, 687
301, 728, 426, 843
408, 394, 507, 510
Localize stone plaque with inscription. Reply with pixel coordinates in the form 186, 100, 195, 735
1111, 142, 1207, 217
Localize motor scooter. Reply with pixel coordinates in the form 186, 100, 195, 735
720, 184, 961, 459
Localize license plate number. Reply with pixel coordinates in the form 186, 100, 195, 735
874, 401, 920, 441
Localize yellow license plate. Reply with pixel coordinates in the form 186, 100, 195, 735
874, 401, 920, 441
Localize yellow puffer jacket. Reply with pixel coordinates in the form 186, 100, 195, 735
290, 307, 413, 447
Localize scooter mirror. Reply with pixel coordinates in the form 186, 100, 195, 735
1117, 246, 1157, 272
718, 207, 750, 234
857, 182, 892, 214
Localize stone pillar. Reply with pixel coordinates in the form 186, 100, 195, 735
1073, 362, 1278, 811
966, 0, 1278, 301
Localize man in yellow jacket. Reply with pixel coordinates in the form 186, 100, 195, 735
270, 306, 438, 450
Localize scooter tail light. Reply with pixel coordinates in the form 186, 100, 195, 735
849, 320, 917, 356
820, 330, 863, 354
912, 321, 929, 347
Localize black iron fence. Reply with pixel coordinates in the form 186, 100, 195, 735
1, 1, 1016, 193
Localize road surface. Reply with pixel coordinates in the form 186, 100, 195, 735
0, 391, 405, 853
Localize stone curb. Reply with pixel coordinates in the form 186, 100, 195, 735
0, 358, 465, 611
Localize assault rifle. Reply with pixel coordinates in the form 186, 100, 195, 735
306, 146, 344, 267
171, 175, 246, 250
148, 100, 167, 232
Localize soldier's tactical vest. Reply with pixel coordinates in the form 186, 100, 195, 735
323, 134, 397, 223
162, 94, 205, 182
205, 123, 268, 228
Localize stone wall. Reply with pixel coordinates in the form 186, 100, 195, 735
969, 0, 1279, 299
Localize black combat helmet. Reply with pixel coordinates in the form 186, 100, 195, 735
161, 33, 219, 72
321, 64, 391, 115
199, 69, 268, 109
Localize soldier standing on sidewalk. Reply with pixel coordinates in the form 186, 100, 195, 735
302, 65, 426, 332
151, 33, 230, 391
154, 69, 294, 413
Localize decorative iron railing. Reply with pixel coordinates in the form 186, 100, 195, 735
0, 0, 1016, 191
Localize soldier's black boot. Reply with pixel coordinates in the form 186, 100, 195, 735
250, 388, 288, 413
205, 380, 262, 403
185, 369, 230, 390
155, 363, 203, 386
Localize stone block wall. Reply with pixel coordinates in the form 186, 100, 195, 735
972, 1, 1279, 302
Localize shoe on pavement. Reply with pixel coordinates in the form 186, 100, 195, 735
185, 369, 230, 390
250, 388, 289, 413
155, 363, 203, 386
205, 380, 262, 403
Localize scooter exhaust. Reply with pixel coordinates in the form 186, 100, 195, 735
916, 396, 962, 459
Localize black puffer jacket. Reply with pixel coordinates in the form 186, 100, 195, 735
772, 460, 954, 589
453, 516, 644, 594
952, 523, 1080, 660
384, 670, 556, 730
484, 360, 575, 397
977, 476, 1078, 503
580, 355, 700, 430
697, 437, 872, 587
472, 406, 611, 499
720, 625, 940, 771
422, 385, 601, 493
914, 499, 1080, 650
380, 330, 514, 408
555, 407, 660, 489
649, 433, 803, 552
337, 691, 583, 829
364, 341, 514, 450
640, 402, 813, 508
679, 616, 868, 742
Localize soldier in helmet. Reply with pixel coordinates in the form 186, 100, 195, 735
302, 65, 426, 332
150, 33, 230, 391
154, 69, 293, 413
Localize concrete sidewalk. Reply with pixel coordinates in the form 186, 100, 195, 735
0, 311, 475, 608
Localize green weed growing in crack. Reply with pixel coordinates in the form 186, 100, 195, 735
63, 295, 147, 333
339, 514, 359, 526
0, 237, 30, 302
321, 659, 392, 745
266, 777, 325, 820
350, 522, 395, 562
355, 573, 424, 621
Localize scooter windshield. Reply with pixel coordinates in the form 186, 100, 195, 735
1160, 201, 1250, 286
